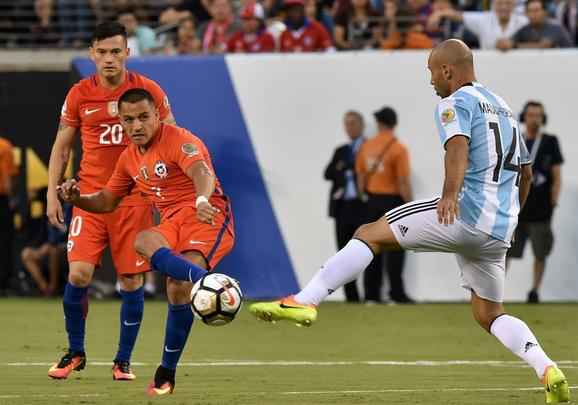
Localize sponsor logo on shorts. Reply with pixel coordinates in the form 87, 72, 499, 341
189, 240, 207, 245
398, 224, 409, 237
154, 161, 168, 179
136, 259, 146, 266
67, 240, 74, 252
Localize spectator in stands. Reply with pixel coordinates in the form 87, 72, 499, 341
0, 136, 16, 295
333, 0, 381, 50
305, 0, 335, 37
406, 0, 433, 31
507, 101, 563, 304
426, 0, 528, 49
356, 106, 413, 303
56, 0, 98, 46
280, 0, 334, 51
554, 0, 577, 45
508, 0, 572, 49
198, 0, 239, 53
324, 111, 367, 302
382, 2, 434, 49
228, 2, 276, 52
428, 0, 465, 44
118, 7, 158, 55
21, 204, 70, 297
26, 0, 61, 46
165, 16, 201, 54
157, 0, 211, 26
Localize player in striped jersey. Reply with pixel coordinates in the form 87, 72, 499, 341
250, 39, 569, 403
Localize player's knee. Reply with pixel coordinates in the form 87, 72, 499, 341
21, 247, 33, 263
166, 278, 192, 305
118, 274, 144, 292
68, 263, 93, 287
134, 230, 163, 258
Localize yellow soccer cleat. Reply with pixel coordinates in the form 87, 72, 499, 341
543, 365, 570, 404
249, 296, 317, 327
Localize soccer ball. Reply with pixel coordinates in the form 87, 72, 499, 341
190, 273, 243, 326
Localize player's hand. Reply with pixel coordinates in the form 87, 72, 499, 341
437, 195, 459, 226
56, 179, 80, 204
47, 191, 66, 231
197, 201, 220, 225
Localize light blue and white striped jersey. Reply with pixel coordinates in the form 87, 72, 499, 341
434, 82, 531, 243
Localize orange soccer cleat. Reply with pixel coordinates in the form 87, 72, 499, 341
112, 360, 136, 381
146, 365, 175, 397
48, 351, 86, 380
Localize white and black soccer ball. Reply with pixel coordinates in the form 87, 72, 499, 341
190, 273, 243, 326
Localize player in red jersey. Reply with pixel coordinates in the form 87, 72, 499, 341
227, 2, 275, 53
46, 22, 175, 381
280, 0, 333, 52
57, 88, 235, 396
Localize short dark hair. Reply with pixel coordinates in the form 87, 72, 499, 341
118, 7, 138, 19
344, 110, 364, 124
118, 88, 155, 109
373, 106, 398, 128
525, 0, 545, 9
92, 21, 128, 44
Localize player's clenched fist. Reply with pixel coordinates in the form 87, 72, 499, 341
437, 195, 459, 226
57, 179, 81, 203
196, 196, 220, 225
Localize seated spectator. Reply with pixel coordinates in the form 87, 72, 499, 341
228, 2, 276, 52
164, 16, 202, 54
27, 0, 61, 46
333, 0, 381, 50
198, 0, 239, 53
56, 0, 100, 46
21, 201, 71, 297
157, 0, 211, 26
118, 7, 158, 55
406, 0, 433, 31
305, 0, 335, 36
280, 0, 334, 51
427, 0, 528, 49
382, 3, 434, 49
510, 0, 572, 49
554, 0, 577, 45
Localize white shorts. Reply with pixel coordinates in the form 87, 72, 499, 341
387, 197, 508, 303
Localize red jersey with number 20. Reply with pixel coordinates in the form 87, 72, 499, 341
60, 72, 170, 205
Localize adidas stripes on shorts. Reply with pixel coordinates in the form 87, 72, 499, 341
387, 197, 509, 303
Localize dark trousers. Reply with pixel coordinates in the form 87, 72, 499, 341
363, 194, 407, 302
334, 199, 366, 302
0, 196, 13, 291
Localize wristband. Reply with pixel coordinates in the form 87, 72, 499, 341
195, 196, 209, 208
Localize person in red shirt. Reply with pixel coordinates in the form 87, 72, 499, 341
227, 2, 275, 53
46, 22, 176, 382
58, 88, 235, 396
280, 0, 334, 52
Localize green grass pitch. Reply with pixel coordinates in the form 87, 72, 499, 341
0, 298, 576, 404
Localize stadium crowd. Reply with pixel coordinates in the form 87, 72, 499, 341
0, 0, 576, 52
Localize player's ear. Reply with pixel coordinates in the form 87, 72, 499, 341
89, 45, 96, 62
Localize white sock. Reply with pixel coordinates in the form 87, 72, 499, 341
294, 239, 374, 305
490, 314, 555, 379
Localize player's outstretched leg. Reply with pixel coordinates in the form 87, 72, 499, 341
112, 274, 145, 381
135, 230, 208, 283
249, 218, 400, 326
473, 293, 570, 404
147, 283, 195, 396
48, 262, 93, 379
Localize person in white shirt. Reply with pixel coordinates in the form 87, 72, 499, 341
427, 0, 528, 49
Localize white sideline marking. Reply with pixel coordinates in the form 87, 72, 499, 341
5, 360, 578, 367
279, 386, 578, 395
0, 393, 104, 399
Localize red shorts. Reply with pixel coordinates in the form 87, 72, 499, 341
152, 205, 235, 270
67, 205, 154, 275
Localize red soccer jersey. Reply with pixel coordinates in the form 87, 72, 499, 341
60, 71, 170, 205
227, 30, 276, 53
280, 20, 332, 52
105, 123, 229, 221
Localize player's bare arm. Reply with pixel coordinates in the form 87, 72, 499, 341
518, 163, 533, 210
57, 178, 122, 213
186, 160, 219, 225
47, 121, 77, 230
438, 135, 468, 225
